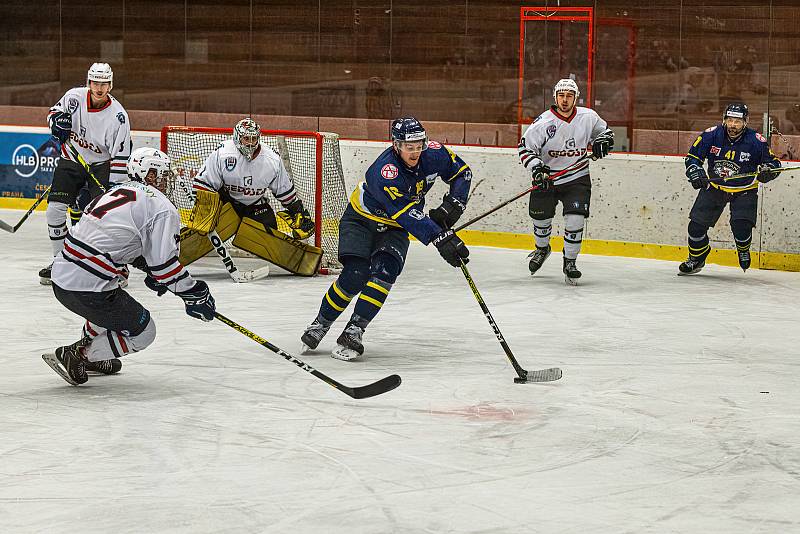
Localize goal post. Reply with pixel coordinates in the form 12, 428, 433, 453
160, 126, 348, 270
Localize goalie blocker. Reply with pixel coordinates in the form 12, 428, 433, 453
179, 202, 322, 276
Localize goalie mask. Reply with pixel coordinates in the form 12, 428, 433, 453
87, 62, 113, 90
233, 118, 262, 160
127, 147, 174, 195
723, 102, 748, 140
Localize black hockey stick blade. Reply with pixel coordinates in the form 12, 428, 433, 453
214, 312, 401, 399
514, 367, 563, 384
0, 187, 50, 233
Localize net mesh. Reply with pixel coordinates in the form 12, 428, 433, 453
161, 127, 347, 269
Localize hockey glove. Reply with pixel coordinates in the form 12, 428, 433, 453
144, 275, 169, 296
176, 280, 216, 322
277, 199, 315, 240
591, 129, 614, 160
50, 111, 72, 144
756, 164, 779, 183
429, 194, 465, 230
432, 229, 469, 267
686, 164, 710, 190
531, 164, 552, 192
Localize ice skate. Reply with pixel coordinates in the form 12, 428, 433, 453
331, 323, 365, 361
42, 337, 90, 385
678, 257, 705, 275
300, 319, 331, 353
86, 358, 122, 375
39, 262, 53, 286
737, 249, 751, 272
563, 257, 581, 286
527, 245, 551, 275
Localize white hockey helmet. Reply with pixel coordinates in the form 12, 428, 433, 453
552, 78, 580, 100
127, 147, 174, 194
233, 118, 261, 160
87, 62, 113, 90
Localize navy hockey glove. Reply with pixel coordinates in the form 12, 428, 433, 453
756, 164, 779, 183
144, 275, 168, 296
531, 164, 552, 192
429, 194, 465, 230
591, 129, 614, 160
177, 280, 216, 322
686, 164, 710, 190
50, 111, 72, 144
432, 229, 469, 267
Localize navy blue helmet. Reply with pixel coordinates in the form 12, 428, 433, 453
390, 117, 427, 145
723, 102, 749, 123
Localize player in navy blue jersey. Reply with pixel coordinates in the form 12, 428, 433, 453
300, 117, 472, 360
680, 102, 781, 274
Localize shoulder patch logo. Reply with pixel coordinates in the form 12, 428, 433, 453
225, 156, 237, 171
381, 163, 398, 180
427, 141, 442, 150
67, 97, 79, 114
546, 124, 557, 138
710, 146, 721, 155
116, 112, 125, 124
755, 132, 767, 143
704, 125, 718, 133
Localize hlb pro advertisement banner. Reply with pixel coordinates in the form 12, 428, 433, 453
0, 132, 59, 199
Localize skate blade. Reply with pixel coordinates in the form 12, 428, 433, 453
564, 274, 579, 286
39, 277, 52, 286
299, 343, 315, 355
41, 353, 79, 386
331, 345, 361, 361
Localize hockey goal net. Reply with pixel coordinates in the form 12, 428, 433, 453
160, 126, 348, 270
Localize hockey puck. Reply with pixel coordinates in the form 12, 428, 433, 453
513, 377, 527, 384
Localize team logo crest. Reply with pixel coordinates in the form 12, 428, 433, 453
546, 125, 557, 139
381, 164, 398, 180
565, 137, 576, 149
710, 146, 720, 156
427, 141, 441, 149
116, 112, 125, 124
704, 125, 718, 133
225, 157, 237, 171
739, 152, 750, 162
67, 97, 79, 113
243, 175, 252, 186
713, 160, 740, 178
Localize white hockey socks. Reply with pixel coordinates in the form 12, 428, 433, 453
83, 318, 157, 362
533, 218, 553, 249
563, 213, 585, 260
46, 201, 69, 255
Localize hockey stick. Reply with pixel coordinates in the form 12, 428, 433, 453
207, 229, 270, 283
64, 140, 108, 193
213, 312, 402, 399
710, 165, 800, 182
458, 259, 562, 383
453, 154, 594, 233
0, 186, 50, 233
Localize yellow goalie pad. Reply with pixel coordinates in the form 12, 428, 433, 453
179, 189, 222, 234
179, 202, 241, 266
232, 217, 322, 276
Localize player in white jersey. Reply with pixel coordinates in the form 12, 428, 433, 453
518, 78, 614, 284
194, 117, 314, 238
40, 62, 132, 285
42, 148, 216, 386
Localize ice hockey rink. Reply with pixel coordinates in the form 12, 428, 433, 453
1, 209, 799, 534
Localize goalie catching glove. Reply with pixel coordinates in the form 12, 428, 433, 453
276, 199, 315, 240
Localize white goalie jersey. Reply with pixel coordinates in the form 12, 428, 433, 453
194, 140, 298, 207
51, 181, 196, 293
48, 87, 132, 184
518, 106, 608, 186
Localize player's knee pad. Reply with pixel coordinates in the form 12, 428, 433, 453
85, 316, 156, 361
337, 255, 371, 294
564, 214, 585, 239
687, 220, 708, 240
46, 201, 69, 225
730, 218, 753, 242
370, 252, 402, 285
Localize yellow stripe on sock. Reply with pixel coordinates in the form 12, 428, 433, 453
325, 292, 346, 312
331, 281, 353, 302
366, 281, 389, 295
358, 294, 384, 308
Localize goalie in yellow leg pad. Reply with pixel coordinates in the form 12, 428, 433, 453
233, 217, 322, 276
179, 202, 240, 266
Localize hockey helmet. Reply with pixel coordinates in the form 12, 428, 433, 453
233, 118, 261, 160
553, 78, 580, 100
127, 147, 174, 194
390, 117, 427, 151
723, 102, 749, 122
87, 62, 113, 90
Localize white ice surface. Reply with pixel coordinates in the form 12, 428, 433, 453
1, 208, 800, 534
